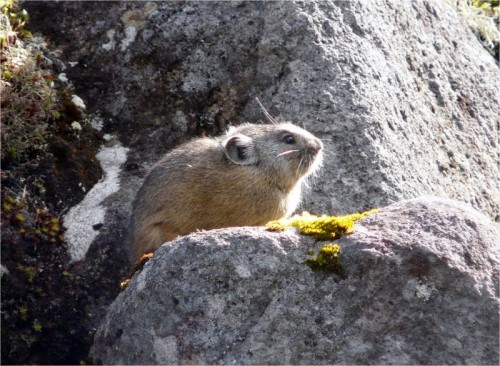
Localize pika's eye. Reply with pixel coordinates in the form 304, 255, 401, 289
283, 135, 296, 144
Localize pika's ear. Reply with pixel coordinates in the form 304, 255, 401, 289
223, 134, 258, 165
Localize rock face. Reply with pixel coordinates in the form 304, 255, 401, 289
25, 0, 499, 220
19, 1, 500, 363
91, 197, 499, 365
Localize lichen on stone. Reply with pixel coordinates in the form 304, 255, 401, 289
267, 209, 378, 274
265, 220, 287, 232
266, 209, 378, 241
452, 0, 499, 58
120, 252, 154, 290
305, 243, 343, 274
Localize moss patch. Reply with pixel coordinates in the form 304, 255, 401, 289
266, 209, 378, 241
305, 243, 343, 275
120, 252, 154, 290
267, 209, 378, 275
1, 0, 56, 163
455, 0, 499, 59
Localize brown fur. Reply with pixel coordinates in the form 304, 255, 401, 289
128, 122, 323, 264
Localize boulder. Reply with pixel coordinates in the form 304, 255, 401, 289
91, 197, 499, 365
25, 0, 499, 219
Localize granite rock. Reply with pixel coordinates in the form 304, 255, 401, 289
91, 197, 499, 365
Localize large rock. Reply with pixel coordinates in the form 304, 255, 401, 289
91, 197, 499, 365
25, 0, 499, 219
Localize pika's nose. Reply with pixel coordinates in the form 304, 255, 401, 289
308, 138, 323, 153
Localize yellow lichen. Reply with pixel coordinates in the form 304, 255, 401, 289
15, 212, 26, 222
266, 209, 379, 275
265, 220, 286, 232
305, 243, 343, 274
120, 252, 154, 290
32, 320, 42, 332
266, 209, 378, 240
119, 278, 131, 290
18, 305, 28, 320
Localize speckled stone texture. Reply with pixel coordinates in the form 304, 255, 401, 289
25, 0, 499, 219
91, 197, 499, 365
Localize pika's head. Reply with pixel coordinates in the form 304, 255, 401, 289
221, 122, 323, 188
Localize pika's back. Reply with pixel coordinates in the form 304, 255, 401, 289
128, 122, 323, 264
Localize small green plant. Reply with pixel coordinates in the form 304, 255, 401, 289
33, 319, 42, 332
15, 212, 26, 222
0, 0, 58, 163
21, 334, 37, 348
18, 305, 28, 320
17, 264, 37, 282
1, 0, 29, 33
453, 0, 499, 58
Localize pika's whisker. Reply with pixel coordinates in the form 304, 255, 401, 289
321, 149, 333, 157
255, 97, 278, 124
297, 156, 305, 179
276, 149, 300, 157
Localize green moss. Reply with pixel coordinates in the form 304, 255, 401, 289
455, 0, 499, 58
293, 215, 355, 241
0, 0, 63, 164
15, 212, 26, 222
305, 243, 343, 274
120, 252, 155, 290
265, 220, 286, 232
17, 264, 37, 282
266, 209, 378, 241
267, 209, 378, 275
33, 320, 42, 332
1, 0, 29, 31
18, 305, 28, 320
472, 0, 498, 12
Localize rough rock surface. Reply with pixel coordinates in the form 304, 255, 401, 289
91, 197, 499, 365
25, 0, 499, 220
17, 1, 500, 363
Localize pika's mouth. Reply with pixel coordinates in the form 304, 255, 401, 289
281, 145, 322, 178
274, 137, 323, 179
300, 148, 323, 175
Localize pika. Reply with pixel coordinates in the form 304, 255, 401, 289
128, 121, 323, 264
